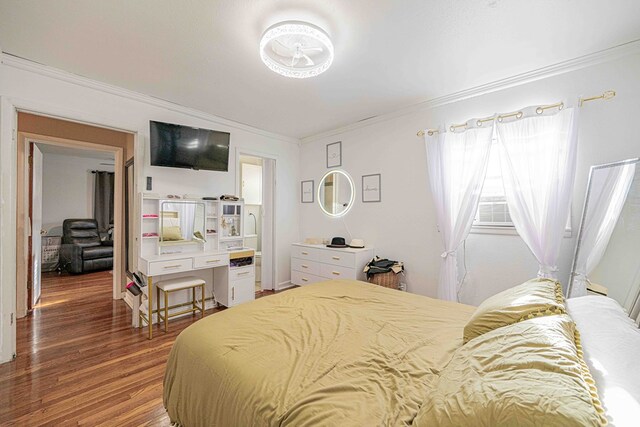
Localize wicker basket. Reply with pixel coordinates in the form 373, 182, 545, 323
368, 271, 401, 290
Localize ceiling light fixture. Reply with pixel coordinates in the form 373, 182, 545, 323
260, 21, 334, 79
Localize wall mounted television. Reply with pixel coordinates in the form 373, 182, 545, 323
149, 120, 230, 171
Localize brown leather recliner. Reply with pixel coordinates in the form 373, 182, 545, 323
59, 219, 113, 274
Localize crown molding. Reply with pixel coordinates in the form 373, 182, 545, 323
300, 39, 640, 144
0, 52, 300, 145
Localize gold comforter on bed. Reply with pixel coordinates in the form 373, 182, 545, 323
163, 280, 475, 427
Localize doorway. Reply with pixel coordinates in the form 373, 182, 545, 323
237, 153, 276, 291
16, 112, 133, 318
28, 143, 116, 309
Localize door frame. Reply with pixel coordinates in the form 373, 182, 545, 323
19, 135, 124, 313
235, 148, 278, 291
0, 95, 144, 364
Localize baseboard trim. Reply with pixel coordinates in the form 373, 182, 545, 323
277, 280, 294, 291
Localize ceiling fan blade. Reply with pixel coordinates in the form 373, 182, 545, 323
274, 39, 295, 53
302, 54, 314, 66
301, 47, 323, 52
290, 56, 299, 67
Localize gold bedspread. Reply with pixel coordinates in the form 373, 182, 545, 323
163, 280, 475, 427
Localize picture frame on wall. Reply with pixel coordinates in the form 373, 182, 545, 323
301, 180, 314, 203
362, 174, 381, 203
326, 141, 342, 168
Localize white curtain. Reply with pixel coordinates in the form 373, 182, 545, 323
629, 274, 640, 326
425, 126, 493, 301
495, 107, 579, 279
569, 163, 636, 297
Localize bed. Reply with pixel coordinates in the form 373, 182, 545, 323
164, 279, 627, 426
163, 280, 475, 426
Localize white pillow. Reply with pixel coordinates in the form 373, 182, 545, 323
567, 295, 640, 427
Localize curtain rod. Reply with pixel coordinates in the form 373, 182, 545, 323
416, 90, 616, 137
91, 170, 114, 174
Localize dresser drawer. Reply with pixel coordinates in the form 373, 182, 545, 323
194, 253, 229, 269
148, 258, 192, 276
292, 245, 320, 262
320, 263, 357, 280
319, 250, 356, 268
291, 258, 321, 275
291, 270, 325, 286
230, 266, 255, 281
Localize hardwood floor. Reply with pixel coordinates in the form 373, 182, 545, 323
0, 270, 272, 426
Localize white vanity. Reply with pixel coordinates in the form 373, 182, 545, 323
290, 243, 374, 285
134, 194, 255, 339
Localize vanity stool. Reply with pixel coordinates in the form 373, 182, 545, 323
156, 276, 206, 333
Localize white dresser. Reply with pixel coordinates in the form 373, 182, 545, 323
290, 243, 374, 286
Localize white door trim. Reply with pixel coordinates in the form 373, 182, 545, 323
23, 136, 124, 302
235, 148, 278, 291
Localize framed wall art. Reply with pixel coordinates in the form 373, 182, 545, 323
326, 141, 342, 168
301, 180, 314, 203
362, 174, 381, 203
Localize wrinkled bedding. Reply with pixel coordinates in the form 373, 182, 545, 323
163, 280, 474, 426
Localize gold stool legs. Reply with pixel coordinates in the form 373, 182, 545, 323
164, 290, 169, 333
156, 282, 206, 333
156, 285, 161, 335
192, 287, 196, 316
201, 284, 205, 318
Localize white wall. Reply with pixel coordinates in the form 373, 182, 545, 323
0, 56, 300, 293
41, 152, 114, 234
299, 53, 640, 305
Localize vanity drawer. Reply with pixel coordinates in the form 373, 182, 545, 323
148, 258, 192, 276
292, 245, 320, 261
230, 266, 255, 281
194, 253, 229, 269
291, 258, 321, 275
291, 270, 325, 286
319, 250, 356, 268
320, 264, 357, 280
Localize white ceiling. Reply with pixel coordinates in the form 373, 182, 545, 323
1, 0, 639, 139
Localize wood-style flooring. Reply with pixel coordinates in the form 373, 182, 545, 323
0, 271, 272, 426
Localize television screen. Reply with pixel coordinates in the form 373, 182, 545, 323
149, 120, 230, 171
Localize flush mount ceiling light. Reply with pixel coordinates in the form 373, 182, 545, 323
260, 21, 334, 79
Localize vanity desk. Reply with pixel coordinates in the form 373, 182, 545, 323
136, 249, 254, 339
134, 194, 254, 339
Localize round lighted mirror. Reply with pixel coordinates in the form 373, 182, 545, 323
318, 170, 355, 217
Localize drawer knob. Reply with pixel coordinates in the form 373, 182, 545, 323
238, 271, 250, 275
302, 278, 309, 282
164, 265, 181, 269
302, 264, 308, 268
332, 256, 340, 260
332, 271, 340, 276
301, 251, 309, 255
207, 259, 221, 263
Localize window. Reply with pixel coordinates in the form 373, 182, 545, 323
474, 141, 514, 228
473, 141, 572, 235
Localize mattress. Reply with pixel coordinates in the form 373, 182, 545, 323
567, 295, 640, 427
163, 279, 475, 426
